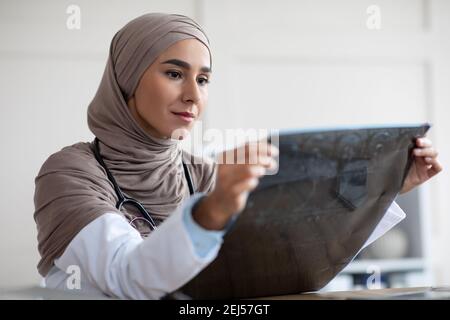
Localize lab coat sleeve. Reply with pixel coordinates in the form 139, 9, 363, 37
182, 194, 226, 258
52, 194, 224, 299
361, 201, 406, 249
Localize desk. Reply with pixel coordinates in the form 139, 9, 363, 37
261, 286, 450, 300
2, 286, 450, 300
0, 286, 110, 300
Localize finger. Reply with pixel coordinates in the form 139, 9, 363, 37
244, 141, 279, 159
247, 165, 266, 177
427, 158, 444, 177
416, 137, 432, 148
256, 142, 279, 157
413, 147, 438, 158
268, 158, 278, 171
225, 143, 256, 164
228, 141, 278, 165
248, 156, 277, 168
220, 144, 256, 165
261, 158, 277, 170
229, 164, 266, 182
231, 177, 259, 195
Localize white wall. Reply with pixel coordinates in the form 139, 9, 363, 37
202, 0, 450, 286
0, 0, 449, 288
0, 0, 200, 288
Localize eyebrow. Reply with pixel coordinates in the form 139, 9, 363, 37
161, 59, 211, 73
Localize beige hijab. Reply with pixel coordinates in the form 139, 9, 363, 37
34, 13, 216, 277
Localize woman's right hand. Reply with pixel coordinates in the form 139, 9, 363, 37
193, 141, 279, 230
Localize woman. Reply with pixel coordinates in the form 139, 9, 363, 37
34, 13, 442, 299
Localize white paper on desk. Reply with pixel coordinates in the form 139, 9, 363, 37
361, 201, 406, 250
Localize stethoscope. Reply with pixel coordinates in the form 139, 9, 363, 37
92, 137, 195, 231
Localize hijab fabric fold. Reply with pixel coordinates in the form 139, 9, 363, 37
34, 13, 216, 277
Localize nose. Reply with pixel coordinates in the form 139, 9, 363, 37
182, 78, 201, 105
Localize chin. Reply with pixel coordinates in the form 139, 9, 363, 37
169, 127, 191, 140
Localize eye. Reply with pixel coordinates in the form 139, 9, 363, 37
197, 76, 210, 86
166, 70, 182, 79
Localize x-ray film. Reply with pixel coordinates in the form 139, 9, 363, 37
181, 124, 430, 299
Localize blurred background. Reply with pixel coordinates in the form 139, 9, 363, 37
0, 0, 449, 291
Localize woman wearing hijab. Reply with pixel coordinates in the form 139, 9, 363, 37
34, 13, 442, 299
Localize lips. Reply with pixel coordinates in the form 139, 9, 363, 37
172, 111, 195, 123
172, 111, 195, 118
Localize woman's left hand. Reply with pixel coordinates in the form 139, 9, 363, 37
400, 137, 443, 194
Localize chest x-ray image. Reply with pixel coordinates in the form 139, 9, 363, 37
181, 124, 430, 299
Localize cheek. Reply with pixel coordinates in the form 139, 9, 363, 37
137, 78, 176, 114
198, 91, 208, 115
154, 81, 181, 115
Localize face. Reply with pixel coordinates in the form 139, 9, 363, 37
127, 38, 211, 140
